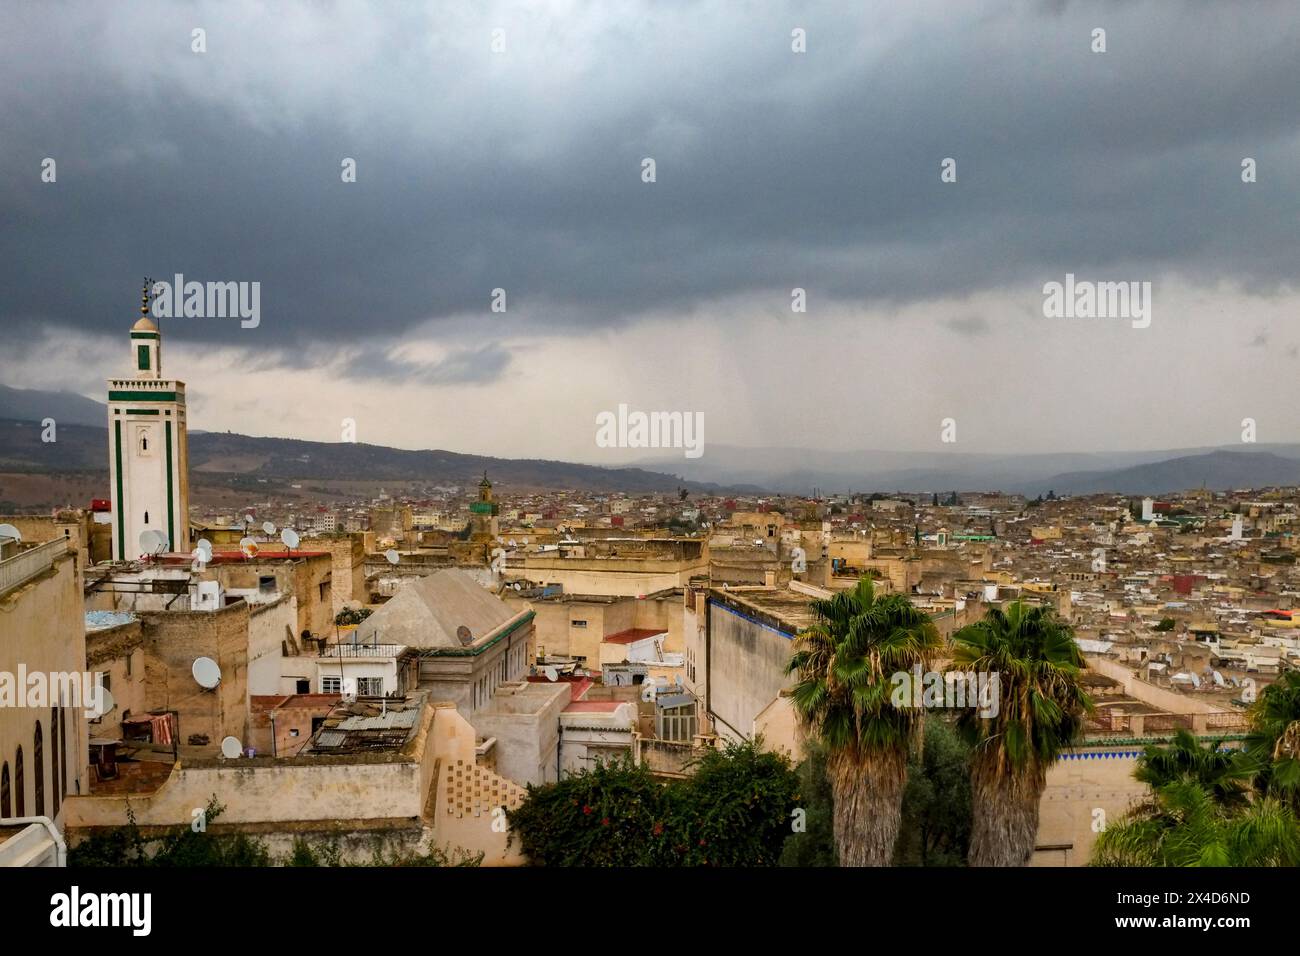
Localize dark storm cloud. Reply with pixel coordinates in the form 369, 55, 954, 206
2, 0, 1298, 354
333, 342, 512, 386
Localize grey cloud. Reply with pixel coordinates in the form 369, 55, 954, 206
1, 0, 1298, 356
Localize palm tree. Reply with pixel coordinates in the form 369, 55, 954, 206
1134, 729, 1253, 808
1245, 669, 1300, 807
951, 601, 1092, 866
786, 577, 940, 866
1091, 780, 1300, 867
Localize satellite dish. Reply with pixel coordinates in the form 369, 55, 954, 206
262, 521, 276, 536
512, 581, 522, 591
139, 529, 168, 555
243, 514, 255, 528
384, 549, 400, 565
543, 666, 559, 682
196, 537, 213, 553
220, 736, 244, 759
192, 656, 222, 689
0, 523, 21, 542
456, 625, 474, 646
239, 537, 259, 559
86, 685, 116, 720
281, 528, 300, 550
190, 547, 209, 570
1213, 670, 1226, 686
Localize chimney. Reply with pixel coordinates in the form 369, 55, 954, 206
764, 570, 777, 588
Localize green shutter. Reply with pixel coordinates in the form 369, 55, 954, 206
137, 345, 150, 370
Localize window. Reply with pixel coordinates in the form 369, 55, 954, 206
1, 762, 9, 818
321, 676, 342, 694
295, 679, 310, 694
34, 721, 44, 816
356, 677, 382, 696
51, 707, 60, 818
289, 729, 300, 738
58, 707, 67, 803
657, 704, 697, 742
13, 747, 23, 816
570, 619, 587, 628
137, 344, 150, 370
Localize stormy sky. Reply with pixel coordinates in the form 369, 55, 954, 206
2, 1, 1299, 463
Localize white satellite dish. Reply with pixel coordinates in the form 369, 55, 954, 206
0, 523, 21, 542
281, 528, 300, 551
190, 547, 209, 570
220, 736, 243, 759
239, 537, 259, 559
192, 656, 222, 689
384, 549, 400, 565
138, 529, 169, 555
196, 537, 213, 553
1212, 670, 1226, 687
86, 685, 116, 720
261, 521, 276, 536
544, 666, 559, 682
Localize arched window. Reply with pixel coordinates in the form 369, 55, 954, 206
59, 706, 68, 800
14, 747, 24, 816
1, 762, 9, 818
50, 707, 60, 817
33, 722, 44, 816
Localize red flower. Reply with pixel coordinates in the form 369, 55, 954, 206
698, 839, 707, 846
653, 822, 664, 836
582, 805, 593, 815
601, 818, 610, 826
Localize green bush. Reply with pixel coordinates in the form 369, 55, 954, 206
506, 739, 799, 866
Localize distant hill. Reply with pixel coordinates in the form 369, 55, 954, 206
0, 416, 727, 496
1031, 450, 1300, 496
634, 442, 1300, 496
0, 384, 107, 428
5, 385, 1300, 499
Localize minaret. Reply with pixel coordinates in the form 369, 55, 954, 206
107, 281, 191, 559
470, 471, 500, 544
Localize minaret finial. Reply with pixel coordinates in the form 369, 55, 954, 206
141, 277, 152, 317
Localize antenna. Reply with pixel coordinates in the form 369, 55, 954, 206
192, 656, 222, 689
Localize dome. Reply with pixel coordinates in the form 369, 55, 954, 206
133, 315, 158, 332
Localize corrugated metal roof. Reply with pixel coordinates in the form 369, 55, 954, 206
336, 709, 419, 731
315, 730, 346, 748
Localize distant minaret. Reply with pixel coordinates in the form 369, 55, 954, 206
107, 281, 191, 559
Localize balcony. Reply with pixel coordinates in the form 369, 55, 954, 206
0, 538, 69, 599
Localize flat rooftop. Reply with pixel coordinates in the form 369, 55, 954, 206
709, 586, 820, 632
